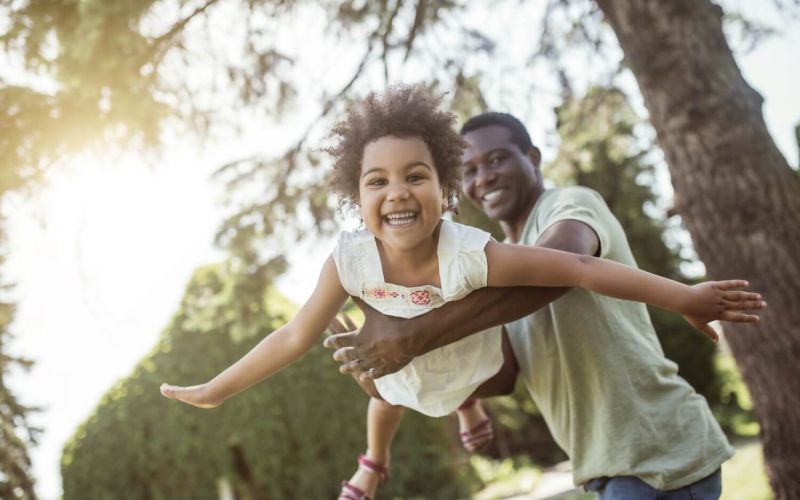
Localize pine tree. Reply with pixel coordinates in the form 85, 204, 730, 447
0, 221, 37, 499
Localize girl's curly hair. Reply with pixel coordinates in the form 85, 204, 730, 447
327, 84, 466, 211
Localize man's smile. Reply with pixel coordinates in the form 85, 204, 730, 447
481, 187, 507, 203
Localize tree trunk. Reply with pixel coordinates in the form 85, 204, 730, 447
595, 0, 800, 497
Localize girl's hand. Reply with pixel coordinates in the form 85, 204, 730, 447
681, 280, 766, 342
160, 382, 223, 409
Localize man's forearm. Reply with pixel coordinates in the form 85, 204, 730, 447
410, 286, 568, 354
404, 219, 596, 356
329, 220, 597, 377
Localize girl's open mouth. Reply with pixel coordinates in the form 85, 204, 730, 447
384, 211, 417, 227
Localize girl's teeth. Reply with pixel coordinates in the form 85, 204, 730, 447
385, 213, 416, 226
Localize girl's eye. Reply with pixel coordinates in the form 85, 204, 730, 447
490, 155, 504, 166
463, 166, 476, 178
408, 175, 424, 182
368, 178, 387, 186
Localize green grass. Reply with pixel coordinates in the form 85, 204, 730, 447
471, 456, 542, 499
714, 354, 760, 437
721, 442, 772, 500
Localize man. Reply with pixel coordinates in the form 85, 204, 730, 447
326, 112, 740, 498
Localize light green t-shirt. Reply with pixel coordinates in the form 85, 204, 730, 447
506, 186, 733, 490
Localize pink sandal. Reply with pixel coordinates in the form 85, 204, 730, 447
338, 454, 389, 500
457, 399, 495, 453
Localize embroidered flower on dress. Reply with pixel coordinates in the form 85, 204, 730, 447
410, 290, 431, 305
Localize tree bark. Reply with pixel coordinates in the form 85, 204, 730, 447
595, 0, 800, 497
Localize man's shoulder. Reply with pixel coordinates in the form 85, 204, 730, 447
532, 186, 610, 220
540, 185, 605, 206
524, 186, 617, 250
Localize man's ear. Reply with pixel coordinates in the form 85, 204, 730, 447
527, 146, 542, 168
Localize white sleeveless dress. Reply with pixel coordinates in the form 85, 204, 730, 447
332, 220, 504, 417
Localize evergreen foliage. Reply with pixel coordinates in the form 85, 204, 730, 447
61, 264, 472, 499
0, 317, 37, 499
0, 221, 38, 499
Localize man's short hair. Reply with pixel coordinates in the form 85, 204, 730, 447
460, 112, 535, 153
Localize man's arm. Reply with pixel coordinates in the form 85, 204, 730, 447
536, 219, 600, 257
324, 220, 599, 379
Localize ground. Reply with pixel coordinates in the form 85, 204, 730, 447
474, 440, 771, 499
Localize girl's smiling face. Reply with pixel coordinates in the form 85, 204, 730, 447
359, 135, 447, 252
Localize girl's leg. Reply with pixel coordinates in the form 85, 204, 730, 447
366, 397, 404, 465
458, 328, 520, 452
341, 395, 404, 499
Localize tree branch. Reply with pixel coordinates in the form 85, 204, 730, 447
151, 0, 221, 48
403, 0, 428, 62
381, 0, 403, 82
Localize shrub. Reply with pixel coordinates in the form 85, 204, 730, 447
62, 264, 472, 499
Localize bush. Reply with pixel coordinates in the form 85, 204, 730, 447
62, 264, 472, 499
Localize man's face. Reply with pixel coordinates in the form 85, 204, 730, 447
461, 125, 542, 223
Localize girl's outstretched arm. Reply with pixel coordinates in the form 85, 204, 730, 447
160, 255, 349, 408
485, 241, 766, 340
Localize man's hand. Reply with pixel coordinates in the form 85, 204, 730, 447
326, 314, 386, 398
325, 287, 568, 380
324, 298, 418, 382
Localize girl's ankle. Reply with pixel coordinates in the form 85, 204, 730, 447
457, 398, 479, 411
364, 450, 390, 468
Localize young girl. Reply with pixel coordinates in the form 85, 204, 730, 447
160, 85, 764, 500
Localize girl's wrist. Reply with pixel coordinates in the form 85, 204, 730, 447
675, 283, 699, 315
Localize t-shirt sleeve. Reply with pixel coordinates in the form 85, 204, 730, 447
537, 187, 613, 258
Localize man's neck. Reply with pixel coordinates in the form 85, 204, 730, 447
501, 190, 542, 243
500, 220, 525, 244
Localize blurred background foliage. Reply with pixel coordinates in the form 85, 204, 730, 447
1, 0, 788, 497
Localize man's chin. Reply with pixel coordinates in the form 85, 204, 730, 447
482, 202, 509, 220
